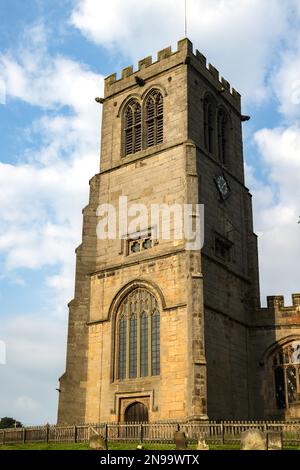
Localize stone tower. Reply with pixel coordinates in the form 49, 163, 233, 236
57, 39, 260, 424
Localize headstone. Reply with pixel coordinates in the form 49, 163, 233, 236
197, 437, 209, 451
267, 431, 283, 450
287, 394, 300, 419
89, 434, 108, 450
240, 429, 266, 450
174, 430, 189, 450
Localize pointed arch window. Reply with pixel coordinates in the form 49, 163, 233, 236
124, 100, 142, 155
203, 96, 215, 153
218, 108, 229, 164
115, 288, 161, 381
145, 91, 164, 148
273, 342, 300, 410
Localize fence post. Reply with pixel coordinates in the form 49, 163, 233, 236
74, 425, 78, 443
140, 424, 143, 444
46, 424, 50, 443
3, 431, 5, 445
23, 428, 26, 444
105, 424, 108, 442
221, 423, 225, 445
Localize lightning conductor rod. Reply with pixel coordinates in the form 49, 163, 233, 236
184, 0, 188, 37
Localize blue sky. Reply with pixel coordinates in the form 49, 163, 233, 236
0, 0, 300, 425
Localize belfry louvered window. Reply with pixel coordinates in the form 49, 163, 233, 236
145, 91, 164, 148
124, 100, 142, 155
218, 108, 228, 164
203, 96, 214, 153
115, 288, 160, 381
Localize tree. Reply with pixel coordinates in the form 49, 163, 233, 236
0, 417, 23, 429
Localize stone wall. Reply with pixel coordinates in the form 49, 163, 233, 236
58, 37, 299, 425
249, 295, 300, 419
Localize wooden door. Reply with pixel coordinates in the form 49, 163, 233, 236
124, 402, 149, 423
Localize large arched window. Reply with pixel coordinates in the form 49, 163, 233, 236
203, 95, 215, 153
273, 342, 300, 410
124, 99, 142, 155
218, 108, 229, 164
115, 288, 160, 381
145, 90, 164, 148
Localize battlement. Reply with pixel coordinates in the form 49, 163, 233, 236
265, 294, 300, 311
256, 294, 300, 325
104, 38, 241, 109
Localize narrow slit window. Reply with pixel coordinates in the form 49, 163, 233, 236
151, 310, 160, 376
118, 315, 127, 380
203, 96, 214, 153
140, 312, 148, 377
129, 313, 137, 378
218, 109, 228, 164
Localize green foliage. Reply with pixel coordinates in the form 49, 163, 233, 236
0, 417, 23, 429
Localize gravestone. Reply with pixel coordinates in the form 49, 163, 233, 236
136, 444, 145, 450
89, 434, 108, 450
174, 431, 189, 450
240, 429, 266, 450
267, 431, 283, 450
197, 437, 209, 450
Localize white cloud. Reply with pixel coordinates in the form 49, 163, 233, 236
0, 22, 103, 290
1, 3, 300, 425
71, 0, 296, 105
0, 22, 103, 423
247, 15, 300, 304
0, 313, 65, 424
272, 50, 300, 119
250, 126, 300, 303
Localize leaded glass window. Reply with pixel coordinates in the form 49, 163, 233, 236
129, 313, 137, 378
115, 288, 160, 381
140, 312, 148, 377
151, 310, 160, 376
273, 341, 300, 410
118, 315, 127, 380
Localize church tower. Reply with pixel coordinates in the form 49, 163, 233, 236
57, 39, 260, 424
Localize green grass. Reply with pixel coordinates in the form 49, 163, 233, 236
0, 442, 299, 451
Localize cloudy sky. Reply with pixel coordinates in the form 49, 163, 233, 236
0, 0, 299, 425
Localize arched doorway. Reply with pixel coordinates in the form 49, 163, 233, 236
124, 401, 149, 423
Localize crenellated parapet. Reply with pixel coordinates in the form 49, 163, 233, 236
104, 38, 241, 111
254, 294, 300, 326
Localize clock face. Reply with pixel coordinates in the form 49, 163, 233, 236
215, 175, 231, 200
